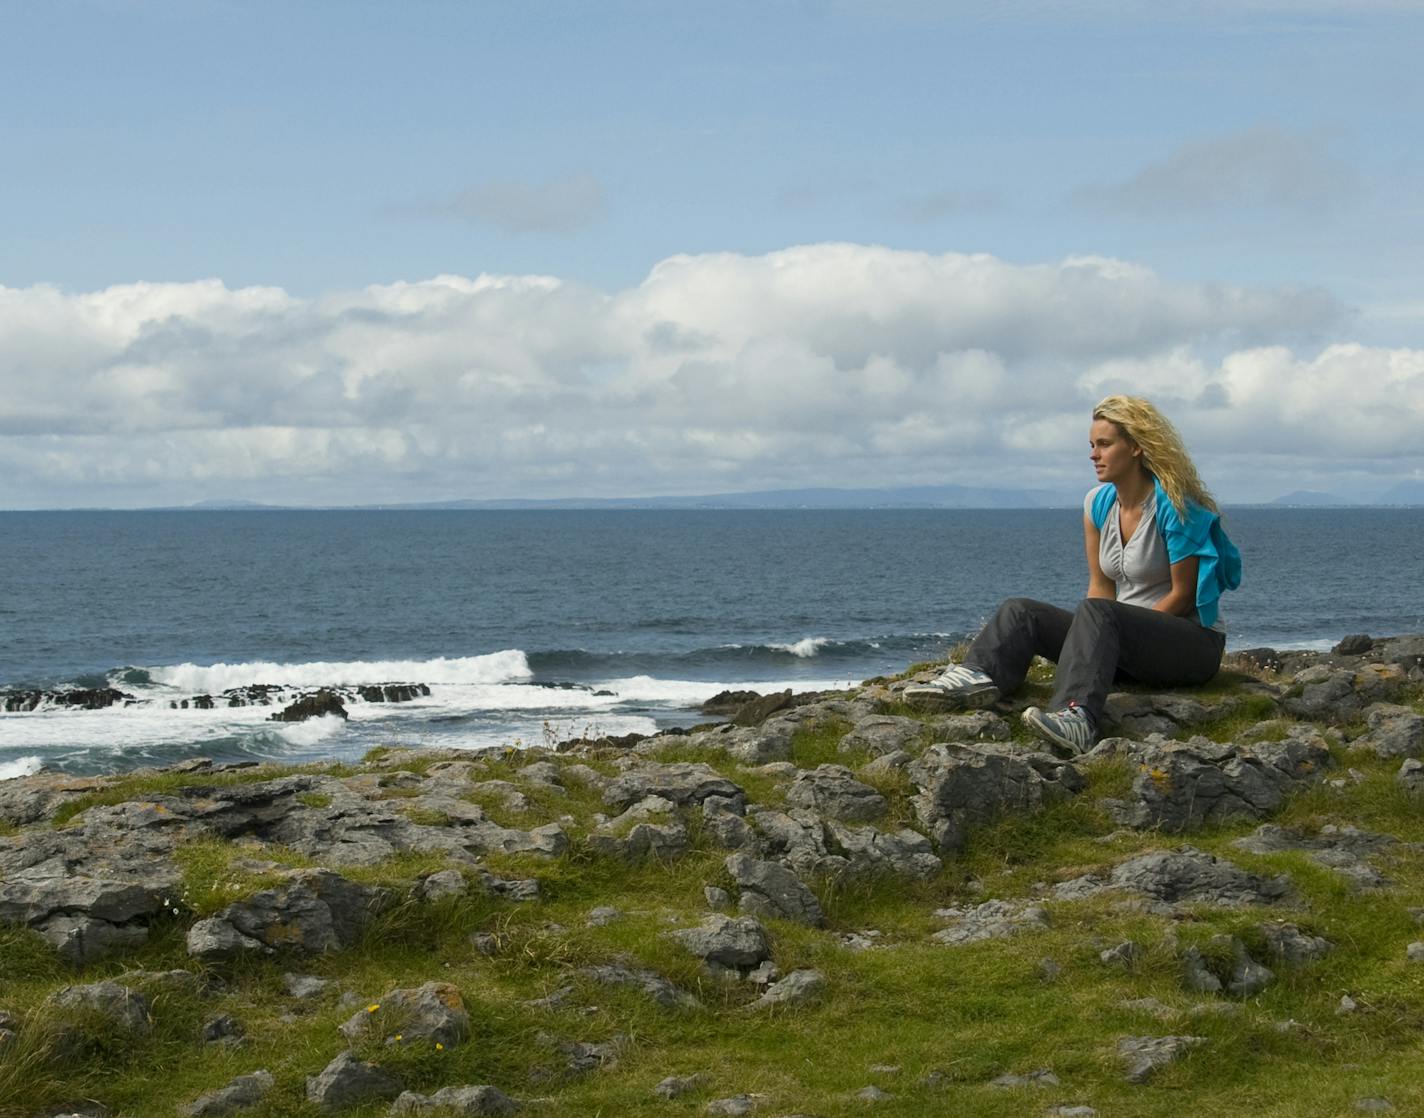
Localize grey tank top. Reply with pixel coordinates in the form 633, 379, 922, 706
1085, 485, 1226, 633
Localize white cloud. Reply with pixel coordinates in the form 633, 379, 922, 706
0, 243, 1416, 507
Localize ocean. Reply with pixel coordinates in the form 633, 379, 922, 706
1, 508, 1420, 777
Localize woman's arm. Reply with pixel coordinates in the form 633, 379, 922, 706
1154, 556, 1200, 616
1083, 515, 1116, 600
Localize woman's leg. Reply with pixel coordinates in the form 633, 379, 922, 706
964, 597, 1075, 694
1050, 598, 1225, 724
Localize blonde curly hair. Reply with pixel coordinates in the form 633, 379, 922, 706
1092, 395, 1218, 516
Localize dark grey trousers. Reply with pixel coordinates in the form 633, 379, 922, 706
963, 597, 1225, 725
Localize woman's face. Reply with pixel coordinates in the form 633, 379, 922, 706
1089, 418, 1143, 486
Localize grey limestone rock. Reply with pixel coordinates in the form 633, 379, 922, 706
824, 820, 942, 879
785, 764, 887, 822
859, 750, 913, 776
588, 811, 691, 862
38, 914, 150, 966
745, 808, 844, 879
704, 885, 732, 910
1100, 941, 1141, 968
668, 914, 772, 973
705, 1095, 756, 1116
517, 760, 565, 788
337, 981, 469, 1048
1406, 942, 1424, 962
653, 1074, 707, 1099
283, 973, 332, 1000
1232, 823, 1395, 891
602, 763, 745, 812
1116, 1034, 1206, 1083
931, 899, 1050, 945
190, 869, 390, 959
1259, 921, 1333, 964
1099, 733, 1329, 833
927, 709, 1012, 742
47, 981, 151, 1035
538, 1031, 623, 1074
907, 743, 1084, 852
747, 968, 825, 1009
1120, 996, 1179, 1021
188, 918, 265, 961
1052, 847, 1292, 909
1398, 759, 1424, 793
305, 1050, 401, 1109
856, 1085, 893, 1102
579, 963, 698, 1009
414, 869, 469, 902
990, 1068, 1060, 1088
1356, 704, 1424, 758
702, 797, 757, 850
0, 770, 110, 826
726, 853, 825, 926
391, 1086, 519, 1115
1224, 936, 1275, 997
177, 1070, 274, 1117
201, 1014, 245, 1046
839, 714, 925, 756
1180, 947, 1223, 994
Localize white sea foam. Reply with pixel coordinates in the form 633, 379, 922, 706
143, 651, 532, 693
0, 755, 43, 781
268, 714, 348, 747
770, 637, 833, 658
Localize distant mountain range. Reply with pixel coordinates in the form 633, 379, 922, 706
159, 482, 1423, 511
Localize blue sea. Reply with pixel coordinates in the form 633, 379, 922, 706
1, 508, 1420, 777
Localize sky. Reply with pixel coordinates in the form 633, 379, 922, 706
1, 0, 1422, 508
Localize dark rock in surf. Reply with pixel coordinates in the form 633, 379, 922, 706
732, 689, 796, 726
701, 690, 763, 716
2, 687, 134, 712
356, 683, 431, 703
270, 690, 348, 722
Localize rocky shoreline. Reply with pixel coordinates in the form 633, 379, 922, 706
1, 634, 1422, 1117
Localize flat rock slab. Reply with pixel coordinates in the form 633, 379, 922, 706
305, 1051, 401, 1109
1051, 847, 1292, 909
391, 1085, 519, 1115
931, 900, 1050, 945
178, 1070, 274, 1117
1117, 1035, 1206, 1083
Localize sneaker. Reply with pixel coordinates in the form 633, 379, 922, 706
902, 664, 1000, 711
1021, 703, 1096, 757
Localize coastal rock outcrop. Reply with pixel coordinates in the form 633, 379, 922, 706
907, 743, 1084, 851
1096, 731, 1330, 832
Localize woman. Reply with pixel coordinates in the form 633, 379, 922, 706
903, 395, 1241, 756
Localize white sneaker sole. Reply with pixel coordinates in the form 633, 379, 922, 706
901, 682, 1001, 712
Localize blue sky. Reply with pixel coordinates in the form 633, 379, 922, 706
1, 1, 1422, 506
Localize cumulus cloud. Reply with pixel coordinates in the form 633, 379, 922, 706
420, 171, 607, 233
1, 243, 1416, 507
1070, 126, 1360, 215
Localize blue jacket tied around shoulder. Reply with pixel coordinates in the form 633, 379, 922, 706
1089, 479, 1242, 629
